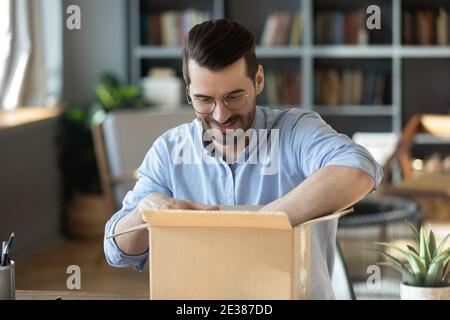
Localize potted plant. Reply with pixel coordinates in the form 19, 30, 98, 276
59, 73, 151, 238
374, 221, 450, 300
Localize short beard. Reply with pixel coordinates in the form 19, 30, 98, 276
200, 102, 257, 155
198, 102, 257, 132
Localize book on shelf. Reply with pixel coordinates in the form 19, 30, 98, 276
340, 70, 353, 105
259, 71, 301, 106
315, 10, 370, 45
334, 11, 345, 45
315, 69, 389, 106
142, 9, 211, 46
260, 11, 303, 46
351, 70, 364, 106
403, 7, 449, 45
362, 71, 376, 105
437, 8, 449, 45
290, 11, 303, 46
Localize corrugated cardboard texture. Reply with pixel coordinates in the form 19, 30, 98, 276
149, 227, 295, 299
292, 225, 312, 300
106, 208, 352, 299
145, 210, 292, 230
143, 209, 322, 300
124, 208, 353, 300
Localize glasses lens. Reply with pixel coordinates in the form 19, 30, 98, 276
192, 100, 215, 113
225, 94, 247, 111
188, 90, 248, 113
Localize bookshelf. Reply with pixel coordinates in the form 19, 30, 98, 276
128, 0, 450, 137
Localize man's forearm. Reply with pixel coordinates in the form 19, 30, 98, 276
110, 192, 220, 257
261, 165, 375, 226
113, 208, 149, 256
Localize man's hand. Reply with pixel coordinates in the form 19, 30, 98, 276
112, 192, 219, 256
138, 192, 219, 213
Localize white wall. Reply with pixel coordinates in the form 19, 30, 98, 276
63, 0, 128, 105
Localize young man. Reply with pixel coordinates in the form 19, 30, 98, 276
104, 19, 382, 299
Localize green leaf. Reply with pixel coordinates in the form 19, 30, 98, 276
437, 234, 450, 254
371, 247, 421, 284
377, 261, 417, 285
407, 245, 419, 256
375, 242, 427, 282
444, 268, 450, 285
405, 220, 420, 242
64, 106, 86, 123
420, 227, 431, 268
100, 73, 119, 88
371, 249, 408, 269
374, 242, 409, 255
424, 255, 446, 287
428, 230, 437, 259
431, 248, 450, 264
95, 85, 116, 110
442, 256, 450, 280
118, 86, 140, 98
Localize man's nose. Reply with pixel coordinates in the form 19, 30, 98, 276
212, 100, 232, 124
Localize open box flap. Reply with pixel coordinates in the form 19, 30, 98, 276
296, 207, 354, 228
142, 209, 292, 230
106, 207, 354, 239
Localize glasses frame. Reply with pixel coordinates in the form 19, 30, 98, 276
186, 87, 251, 115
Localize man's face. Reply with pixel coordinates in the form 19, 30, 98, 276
187, 57, 264, 140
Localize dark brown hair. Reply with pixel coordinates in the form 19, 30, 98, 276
182, 19, 257, 86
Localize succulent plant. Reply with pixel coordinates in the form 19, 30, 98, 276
373, 221, 450, 287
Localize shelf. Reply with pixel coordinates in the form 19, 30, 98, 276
312, 45, 393, 58
129, 1, 450, 136
135, 45, 450, 60
400, 46, 450, 58
135, 46, 306, 59
256, 47, 304, 58
135, 46, 182, 59
313, 105, 394, 116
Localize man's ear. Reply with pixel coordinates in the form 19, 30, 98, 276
255, 65, 264, 95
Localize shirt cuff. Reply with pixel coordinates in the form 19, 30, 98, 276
325, 154, 383, 192
104, 210, 149, 272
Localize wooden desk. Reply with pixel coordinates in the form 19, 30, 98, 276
15, 290, 148, 300
0, 107, 61, 129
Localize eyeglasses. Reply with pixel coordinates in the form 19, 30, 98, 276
186, 87, 249, 114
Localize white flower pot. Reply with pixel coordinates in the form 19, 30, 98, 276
400, 283, 450, 300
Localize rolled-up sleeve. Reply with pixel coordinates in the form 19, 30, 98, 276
289, 111, 383, 190
104, 138, 172, 271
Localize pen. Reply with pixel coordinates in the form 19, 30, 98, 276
1, 233, 15, 267
6, 232, 14, 251
5, 232, 14, 265
1, 240, 7, 267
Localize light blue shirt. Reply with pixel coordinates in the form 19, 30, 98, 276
104, 106, 383, 299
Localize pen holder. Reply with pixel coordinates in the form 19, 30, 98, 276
0, 261, 15, 300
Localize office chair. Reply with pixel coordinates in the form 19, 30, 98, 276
92, 107, 194, 213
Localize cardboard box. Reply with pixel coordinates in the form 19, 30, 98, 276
108, 206, 352, 299
135, 207, 351, 300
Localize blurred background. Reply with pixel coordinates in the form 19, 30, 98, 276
0, 0, 449, 299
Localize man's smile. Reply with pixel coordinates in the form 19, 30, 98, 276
208, 117, 241, 133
